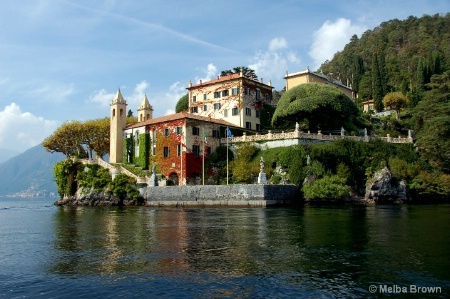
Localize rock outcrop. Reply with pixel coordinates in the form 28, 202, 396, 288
365, 167, 408, 203
54, 187, 143, 206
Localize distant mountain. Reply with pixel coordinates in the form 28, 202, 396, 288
0, 145, 65, 197
0, 148, 21, 164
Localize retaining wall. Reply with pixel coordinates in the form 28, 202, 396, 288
141, 184, 300, 207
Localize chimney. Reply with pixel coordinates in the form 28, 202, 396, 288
200, 80, 202, 85
260, 78, 263, 83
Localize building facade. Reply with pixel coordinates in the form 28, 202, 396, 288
123, 113, 235, 185
187, 72, 273, 132
284, 68, 355, 99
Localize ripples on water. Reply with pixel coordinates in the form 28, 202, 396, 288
0, 198, 449, 298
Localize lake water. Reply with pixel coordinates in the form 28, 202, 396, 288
0, 197, 449, 298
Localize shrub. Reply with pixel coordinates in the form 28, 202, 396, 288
302, 175, 350, 200
108, 174, 140, 200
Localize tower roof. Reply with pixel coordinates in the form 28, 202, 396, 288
111, 89, 127, 105
138, 94, 153, 111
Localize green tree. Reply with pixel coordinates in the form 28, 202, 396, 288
230, 143, 260, 183
303, 175, 350, 200
382, 92, 409, 119
272, 83, 359, 131
412, 71, 450, 173
372, 52, 384, 112
220, 66, 257, 80
175, 93, 189, 113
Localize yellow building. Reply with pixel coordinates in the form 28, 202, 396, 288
187, 72, 273, 131
362, 99, 375, 113
284, 68, 355, 99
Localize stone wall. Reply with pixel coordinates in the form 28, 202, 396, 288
141, 184, 299, 207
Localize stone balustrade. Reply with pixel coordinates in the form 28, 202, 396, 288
221, 128, 413, 144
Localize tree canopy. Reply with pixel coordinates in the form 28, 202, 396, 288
382, 92, 409, 119
272, 83, 360, 131
319, 14, 450, 104
175, 93, 189, 113
43, 118, 110, 158
220, 66, 257, 80
411, 71, 450, 173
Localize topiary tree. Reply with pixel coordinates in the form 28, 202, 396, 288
175, 93, 189, 113
272, 83, 359, 131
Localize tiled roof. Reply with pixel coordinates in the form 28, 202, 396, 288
188, 73, 273, 89
125, 112, 238, 129
189, 74, 241, 89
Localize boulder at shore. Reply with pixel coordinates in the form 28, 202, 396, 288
365, 167, 408, 203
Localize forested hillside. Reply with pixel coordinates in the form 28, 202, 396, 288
319, 13, 450, 108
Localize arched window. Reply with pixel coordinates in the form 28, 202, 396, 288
112, 109, 116, 117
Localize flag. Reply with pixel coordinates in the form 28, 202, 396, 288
203, 132, 207, 143
227, 127, 233, 138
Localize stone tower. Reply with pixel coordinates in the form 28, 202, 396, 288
109, 89, 127, 163
137, 94, 153, 122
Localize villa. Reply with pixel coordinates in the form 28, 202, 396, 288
109, 71, 274, 185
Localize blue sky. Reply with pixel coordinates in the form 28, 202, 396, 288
0, 0, 448, 153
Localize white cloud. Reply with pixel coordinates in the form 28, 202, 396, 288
25, 82, 75, 103
89, 89, 116, 106
88, 80, 150, 109
249, 37, 300, 89
269, 37, 288, 52
160, 81, 188, 116
0, 103, 59, 152
128, 80, 149, 108
195, 63, 218, 83
309, 18, 366, 70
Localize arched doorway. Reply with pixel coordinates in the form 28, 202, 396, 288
168, 172, 179, 186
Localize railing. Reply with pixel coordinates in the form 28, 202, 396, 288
221, 129, 413, 144
78, 157, 147, 182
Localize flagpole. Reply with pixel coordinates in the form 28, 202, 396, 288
202, 127, 205, 185
226, 126, 229, 185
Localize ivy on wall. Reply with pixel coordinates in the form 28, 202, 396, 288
135, 133, 150, 170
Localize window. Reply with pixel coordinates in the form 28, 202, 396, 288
246, 122, 252, 129
135, 131, 139, 145
163, 146, 170, 158
224, 109, 228, 117
212, 130, 220, 138
177, 144, 182, 156
213, 103, 221, 110
203, 94, 207, 101
232, 87, 239, 95
222, 90, 229, 97
245, 107, 251, 116
265, 94, 271, 102
256, 110, 260, 118
256, 123, 261, 131
232, 107, 239, 116
207, 146, 211, 155
256, 89, 261, 101
164, 128, 170, 136
193, 145, 200, 157
203, 105, 208, 111
176, 127, 182, 134
191, 107, 198, 113
192, 127, 200, 136
244, 87, 250, 95
193, 95, 197, 102
214, 91, 221, 98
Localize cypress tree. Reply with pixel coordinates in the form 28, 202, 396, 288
372, 52, 384, 111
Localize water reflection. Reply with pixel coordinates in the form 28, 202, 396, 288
50, 205, 450, 297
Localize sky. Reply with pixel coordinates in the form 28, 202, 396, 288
0, 0, 449, 153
